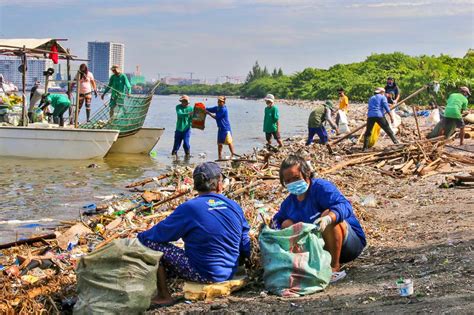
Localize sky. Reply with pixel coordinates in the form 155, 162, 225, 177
0, 0, 473, 82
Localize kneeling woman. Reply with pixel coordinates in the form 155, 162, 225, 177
273, 155, 366, 282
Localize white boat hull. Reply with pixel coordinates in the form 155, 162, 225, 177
0, 126, 119, 159
108, 127, 165, 154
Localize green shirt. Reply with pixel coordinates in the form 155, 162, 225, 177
103, 73, 131, 98
175, 104, 193, 132
308, 104, 326, 128
444, 93, 468, 119
263, 105, 279, 133
46, 94, 71, 107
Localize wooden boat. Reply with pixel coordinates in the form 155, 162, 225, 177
0, 125, 119, 159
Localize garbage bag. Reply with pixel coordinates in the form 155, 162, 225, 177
368, 123, 381, 148
74, 238, 162, 315
337, 110, 350, 134
259, 223, 332, 297
192, 102, 207, 130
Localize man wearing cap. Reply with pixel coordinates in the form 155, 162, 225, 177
428, 86, 471, 145
362, 88, 399, 151
206, 96, 236, 159
101, 65, 131, 117
172, 95, 193, 157
263, 94, 283, 148
138, 162, 251, 306
306, 100, 338, 154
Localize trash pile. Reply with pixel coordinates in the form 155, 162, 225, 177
1, 106, 473, 313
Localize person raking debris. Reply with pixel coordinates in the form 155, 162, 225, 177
427, 86, 471, 145
362, 87, 399, 151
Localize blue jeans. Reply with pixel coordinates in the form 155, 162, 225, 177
306, 127, 328, 145
172, 128, 191, 154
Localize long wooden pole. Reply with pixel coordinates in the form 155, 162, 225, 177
332, 85, 429, 145
412, 105, 422, 140
74, 72, 80, 128
21, 47, 27, 126
66, 49, 72, 123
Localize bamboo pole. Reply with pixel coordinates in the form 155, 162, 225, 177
412, 105, 422, 140
21, 47, 27, 126
331, 85, 429, 145
66, 49, 73, 123
74, 72, 80, 128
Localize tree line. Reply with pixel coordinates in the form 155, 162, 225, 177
143, 51, 473, 105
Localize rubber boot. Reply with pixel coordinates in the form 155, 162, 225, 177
86, 109, 91, 122
362, 136, 370, 151
28, 112, 33, 123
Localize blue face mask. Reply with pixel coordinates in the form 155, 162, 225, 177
286, 179, 309, 196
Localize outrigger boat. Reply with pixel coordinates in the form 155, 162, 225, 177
0, 38, 164, 159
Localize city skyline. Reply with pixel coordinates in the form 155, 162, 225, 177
0, 0, 472, 80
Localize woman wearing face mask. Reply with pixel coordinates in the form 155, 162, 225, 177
272, 155, 366, 282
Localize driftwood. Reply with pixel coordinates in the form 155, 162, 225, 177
0, 233, 56, 250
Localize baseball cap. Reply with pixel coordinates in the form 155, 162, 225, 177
110, 65, 120, 71
193, 162, 221, 180
460, 86, 471, 96
375, 87, 386, 93
264, 94, 275, 103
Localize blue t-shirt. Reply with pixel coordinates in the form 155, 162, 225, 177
273, 178, 366, 247
207, 105, 231, 132
137, 193, 250, 282
367, 94, 390, 118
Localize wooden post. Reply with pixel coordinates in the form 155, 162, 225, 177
21, 47, 27, 126
332, 85, 428, 145
412, 105, 422, 140
66, 49, 73, 123
75, 72, 80, 128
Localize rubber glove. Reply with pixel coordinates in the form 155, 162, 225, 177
314, 215, 332, 232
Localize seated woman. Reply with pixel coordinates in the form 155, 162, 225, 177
272, 155, 366, 282
137, 162, 251, 306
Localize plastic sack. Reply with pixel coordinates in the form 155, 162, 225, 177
259, 222, 332, 297
74, 238, 163, 314
368, 123, 381, 148
337, 110, 350, 134
426, 109, 440, 126
192, 102, 207, 130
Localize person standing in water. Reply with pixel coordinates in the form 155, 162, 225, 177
171, 95, 193, 158
206, 96, 236, 160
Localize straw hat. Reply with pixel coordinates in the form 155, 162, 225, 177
264, 94, 275, 103
374, 87, 386, 94
179, 95, 190, 102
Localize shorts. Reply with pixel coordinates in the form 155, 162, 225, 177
265, 131, 281, 142
218, 130, 233, 145
339, 222, 365, 264
139, 240, 211, 283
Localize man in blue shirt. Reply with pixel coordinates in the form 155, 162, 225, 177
206, 96, 236, 159
362, 87, 399, 151
138, 162, 250, 306
273, 155, 366, 283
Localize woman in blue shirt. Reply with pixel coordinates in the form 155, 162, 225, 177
273, 155, 366, 282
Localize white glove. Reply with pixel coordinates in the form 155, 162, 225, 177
314, 215, 332, 232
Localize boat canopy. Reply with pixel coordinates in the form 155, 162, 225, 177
0, 38, 76, 59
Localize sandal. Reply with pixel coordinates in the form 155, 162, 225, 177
330, 270, 347, 283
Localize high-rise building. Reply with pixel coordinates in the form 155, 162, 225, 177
0, 57, 53, 89
87, 42, 125, 84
